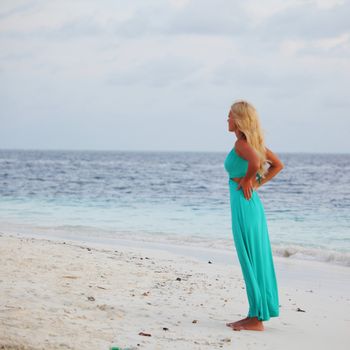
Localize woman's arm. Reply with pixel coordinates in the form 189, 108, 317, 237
235, 139, 260, 179
258, 147, 284, 187
234, 139, 260, 199
233, 142, 284, 198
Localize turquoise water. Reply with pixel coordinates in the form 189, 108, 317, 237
0, 149, 349, 266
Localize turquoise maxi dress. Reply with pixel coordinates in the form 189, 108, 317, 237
224, 147, 280, 321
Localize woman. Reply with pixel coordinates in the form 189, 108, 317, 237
224, 100, 284, 331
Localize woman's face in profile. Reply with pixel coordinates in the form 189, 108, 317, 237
227, 110, 237, 132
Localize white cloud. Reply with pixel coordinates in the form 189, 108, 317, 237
312, 32, 350, 50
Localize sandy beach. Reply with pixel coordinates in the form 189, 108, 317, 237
1, 232, 349, 350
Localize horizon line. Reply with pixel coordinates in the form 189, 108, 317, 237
0, 147, 349, 155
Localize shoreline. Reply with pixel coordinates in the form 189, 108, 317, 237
1, 221, 349, 268
2, 229, 350, 297
1, 231, 350, 349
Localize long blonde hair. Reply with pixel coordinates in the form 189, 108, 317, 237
230, 99, 268, 178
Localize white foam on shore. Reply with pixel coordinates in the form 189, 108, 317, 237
1, 220, 350, 268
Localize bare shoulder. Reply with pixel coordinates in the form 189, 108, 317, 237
235, 139, 259, 162
265, 147, 284, 168
235, 138, 255, 153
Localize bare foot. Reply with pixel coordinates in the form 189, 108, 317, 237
226, 316, 250, 328
232, 317, 264, 331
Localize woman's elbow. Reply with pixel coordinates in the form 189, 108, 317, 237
275, 162, 284, 171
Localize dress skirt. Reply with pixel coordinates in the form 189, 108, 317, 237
229, 179, 280, 321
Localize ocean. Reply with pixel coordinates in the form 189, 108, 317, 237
0, 149, 349, 267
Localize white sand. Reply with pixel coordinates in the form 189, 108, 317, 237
0, 232, 349, 350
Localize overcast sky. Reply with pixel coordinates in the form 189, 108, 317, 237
0, 0, 349, 153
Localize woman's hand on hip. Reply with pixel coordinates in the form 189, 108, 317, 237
232, 177, 257, 200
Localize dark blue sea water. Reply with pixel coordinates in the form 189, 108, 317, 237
0, 149, 349, 266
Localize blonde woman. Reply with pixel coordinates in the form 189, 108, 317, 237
224, 100, 284, 331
